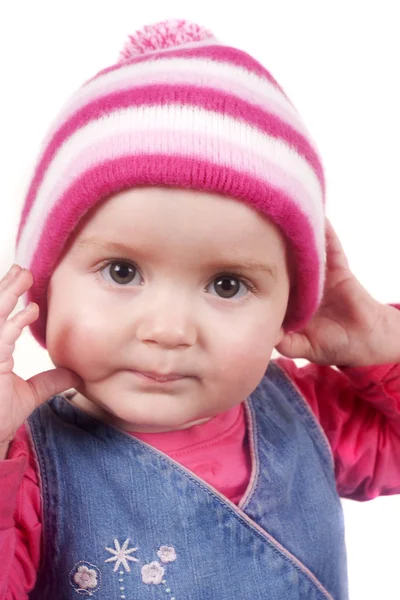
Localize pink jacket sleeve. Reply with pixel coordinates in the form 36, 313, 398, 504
277, 355, 400, 501
0, 426, 41, 599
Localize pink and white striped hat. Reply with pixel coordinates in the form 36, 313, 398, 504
16, 19, 326, 348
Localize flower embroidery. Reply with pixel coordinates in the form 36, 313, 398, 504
157, 546, 177, 564
141, 561, 165, 585
73, 565, 98, 590
69, 561, 101, 595
104, 540, 177, 595
105, 538, 139, 572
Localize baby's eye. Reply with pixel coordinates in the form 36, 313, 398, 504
206, 276, 249, 299
100, 261, 142, 286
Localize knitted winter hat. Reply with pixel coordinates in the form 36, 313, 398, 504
16, 19, 326, 348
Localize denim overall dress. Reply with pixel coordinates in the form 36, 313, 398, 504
27, 361, 349, 599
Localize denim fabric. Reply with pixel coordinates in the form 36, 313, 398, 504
28, 361, 348, 599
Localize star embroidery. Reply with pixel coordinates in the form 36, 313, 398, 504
105, 538, 139, 572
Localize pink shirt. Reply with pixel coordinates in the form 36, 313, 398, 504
133, 401, 250, 504
1, 356, 400, 598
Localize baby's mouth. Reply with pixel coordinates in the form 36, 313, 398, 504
132, 369, 186, 383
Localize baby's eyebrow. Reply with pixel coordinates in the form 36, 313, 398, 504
206, 260, 277, 280
74, 235, 277, 279
74, 236, 135, 256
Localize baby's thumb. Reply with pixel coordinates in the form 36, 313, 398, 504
27, 368, 82, 409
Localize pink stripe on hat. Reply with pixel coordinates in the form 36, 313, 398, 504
16, 19, 326, 347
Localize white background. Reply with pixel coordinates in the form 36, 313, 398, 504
0, 1, 399, 598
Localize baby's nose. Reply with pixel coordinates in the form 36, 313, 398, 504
135, 296, 197, 349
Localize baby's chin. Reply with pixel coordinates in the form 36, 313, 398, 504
119, 415, 213, 434
71, 387, 215, 433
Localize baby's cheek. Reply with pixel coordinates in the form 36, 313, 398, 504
213, 332, 273, 392
47, 311, 110, 374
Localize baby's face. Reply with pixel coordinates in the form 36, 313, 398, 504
46, 187, 290, 432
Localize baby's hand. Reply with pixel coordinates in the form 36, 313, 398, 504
0, 265, 81, 459
276, 220, 400, 367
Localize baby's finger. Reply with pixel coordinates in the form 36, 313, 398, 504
27, 368, 82, 410
0, 269, 34, 325
0, 264, 21, 289
275, 331, 313, 360
324, 219, 350, 271
0, 302, 39, 349
0, 264, 21, 291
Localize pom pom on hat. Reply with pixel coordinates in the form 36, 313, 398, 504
118, 19, 216, 62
